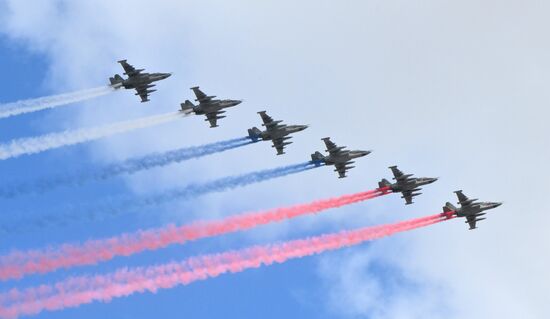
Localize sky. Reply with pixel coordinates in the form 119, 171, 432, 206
0, 1, 549, 318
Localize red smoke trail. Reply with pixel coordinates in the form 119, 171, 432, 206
0, 187, 391, 281
0, 211, 454, 318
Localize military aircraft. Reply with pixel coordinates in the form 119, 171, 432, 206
311, 137, 371, 178
443, 190, 502, 230
247, 111, 308, 155
180, 87, 242, 128
109, 60, 171, 102
378, 166, 438, 205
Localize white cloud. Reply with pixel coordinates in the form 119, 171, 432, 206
1, 0, 550, 318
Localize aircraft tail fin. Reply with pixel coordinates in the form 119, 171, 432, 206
311, 151, 325, 163
180, 100, 196, 114
443, 202, 457, 214
109, 74, 124, 87
441, 202, 457, 219
247, 127, 262, 140
378, 178, 392, 189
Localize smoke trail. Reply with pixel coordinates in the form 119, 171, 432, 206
0, 86, 118, 119
0, 112, 185, 160
0, 187, 390, 280
0, 213, 454, 318
0, 137, 254, 197
0, 161, 322, 235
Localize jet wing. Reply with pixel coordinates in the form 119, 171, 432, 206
323, 138, 345, 155
401, 190, 414, 205
205, 112, 218, 128
259, 111, 284, 130
334, 163, 348, 178
191, 87, 212, 103
390, 166, 404, 179
390, 166, 414, 181
118, 60, 142, 77
204, 110, 227, 128
272, 138, 288, 155
466, 214, 477, 230
455, 190, 469, 203
259, 111, 275, 125
135, 85, 151, 103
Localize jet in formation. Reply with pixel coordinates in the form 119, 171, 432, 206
248, 111, 308, 155
109, 60, 171, 102
180, 87, 242, 128
378, 166, 438, 205
443, 190, 502, 230
311, 138, 371, 178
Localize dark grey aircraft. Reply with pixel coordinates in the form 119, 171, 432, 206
180, 87, 242, 128
311, 137, 371, 178
109, 60, 171, 102
248, 111, 308, 155
443, 190, 502, 230
378, 166, 438, 205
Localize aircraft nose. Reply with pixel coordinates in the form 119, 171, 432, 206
429, 177, 439, 183
494, 202, 503, 208
298, 125, 308, 131
234, 100, 243, 105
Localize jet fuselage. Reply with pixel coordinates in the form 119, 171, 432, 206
323, 150, 370, 165
390, 177, 438, 193
194, 99, 242, 115
259, 124, 308, 140
121, 72, 171, 89
455, 201, 502, 218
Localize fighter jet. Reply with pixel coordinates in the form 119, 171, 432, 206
311, 137, 371, 178
180, 87, 242, 128
247, 111, 308, 155
378, 166, 438, 205
109, 60, 171, 102
443, 190, 502, 230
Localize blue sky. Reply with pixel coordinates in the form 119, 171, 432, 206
0, 1, 549, 318
0, 38, 340, 319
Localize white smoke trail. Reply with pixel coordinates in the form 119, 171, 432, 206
0, 112, 186, 160
0, 85, 119, 119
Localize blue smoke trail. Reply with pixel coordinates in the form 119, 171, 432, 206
0, 137, 254, 198
0, 161, 322, 234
